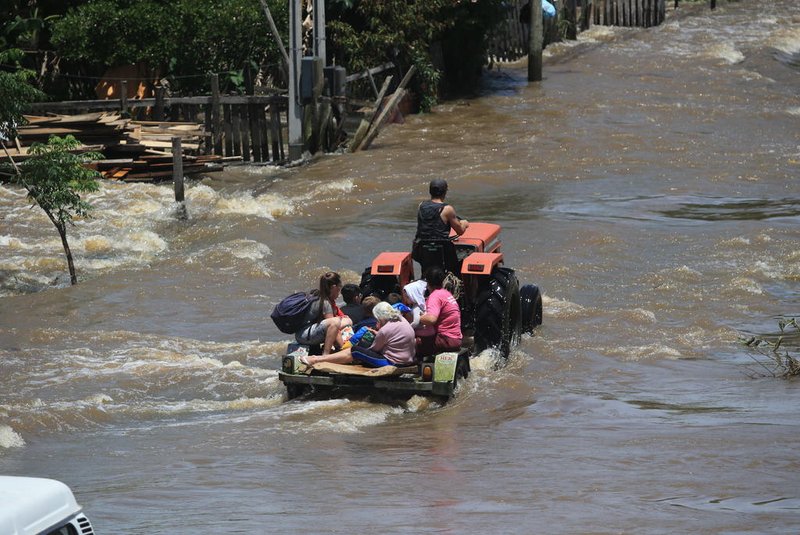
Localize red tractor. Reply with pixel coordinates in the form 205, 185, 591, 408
278, 221, 542, 401
358, 222, 542, 357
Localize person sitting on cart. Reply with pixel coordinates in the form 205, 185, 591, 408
417, 266, 462, 357
353, 295, 380, 331
412, 178, 469, 263
300, 302, 416, 367
402, 279, 436, 345
295, 271, 352, 355
340, 283, 365, 324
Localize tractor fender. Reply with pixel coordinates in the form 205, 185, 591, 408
460, 252, 504, 276
370, 252, 414, 281
452, 222, 502, 253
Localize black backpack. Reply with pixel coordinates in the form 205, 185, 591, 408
271, 292, 319, 334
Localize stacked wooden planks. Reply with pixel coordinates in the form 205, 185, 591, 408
128, 121, 205, 152
1, 112, 130, 162
1, 112, 223, 182
93, 153, 222, 182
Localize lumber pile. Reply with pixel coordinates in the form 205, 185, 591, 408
93, 153, 223, 182
0, 112, 222, 182
128, 121, 205, 152
1, 112, 130, 162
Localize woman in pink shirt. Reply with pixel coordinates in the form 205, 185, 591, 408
302, 302, 416, 366
418, 266, 462, 357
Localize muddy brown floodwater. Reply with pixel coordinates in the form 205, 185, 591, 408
2, 2, 799, 533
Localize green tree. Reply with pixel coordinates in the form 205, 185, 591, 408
50, 0, 288, 94
0, 49, 44, 143
327, 0, 505, 110
13, 135, 101, 286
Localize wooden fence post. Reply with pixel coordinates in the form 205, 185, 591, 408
210, 74, 222, 155
270, 103, 281, 162
172, 137, 184, 203
120, 80, 128, 114
154, 86, 165, 121
566, 0, 578, 39
581, 0, 591, 31
223, 104, 233, 157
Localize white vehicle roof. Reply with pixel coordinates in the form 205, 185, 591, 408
0, 476, 82, 535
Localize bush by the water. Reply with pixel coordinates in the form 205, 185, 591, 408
741, 318, 800, 378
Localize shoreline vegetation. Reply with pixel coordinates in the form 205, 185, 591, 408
742, 319, 800, 379
2, 0, 508, 110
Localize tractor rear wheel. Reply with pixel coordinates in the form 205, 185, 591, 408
473, 267, 521, 358
520, 284, 543, 334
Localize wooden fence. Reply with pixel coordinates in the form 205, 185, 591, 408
29, 85, 288, 163
488, 0, 530, 63
488, 0, 570, 63
594, 0, 666, 27
489, 0, 667, 62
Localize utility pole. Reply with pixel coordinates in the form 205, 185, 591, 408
528, 1, 543, 82
288, 0, 303, 161
312, 0, 326, 62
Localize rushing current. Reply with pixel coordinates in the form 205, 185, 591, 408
2, 2, 799, 532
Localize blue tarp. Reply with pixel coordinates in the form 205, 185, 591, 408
542, 0, 556, 19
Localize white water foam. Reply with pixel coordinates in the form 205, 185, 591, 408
187, 239, 271, 263
405, 395, 438, 413
187, 183, 295, 219
293, 178, 355, 204
215, 192, 294, 219
308, 403, 403, 433
543, 295, 586, 319
470, 348, 507, 371
0, 235, 28, 250
704, 42, 745, 64
0, 177, 293, 293
719, 236, 751, 247
767, 26, 800, 56
124, 396, 283, 416
730, 277, 764, 295
748, 260, 789, 281
608, 343, 683, 362
0, 425, 25, 449
580, 25, 623, 44
618, 308, 657, 324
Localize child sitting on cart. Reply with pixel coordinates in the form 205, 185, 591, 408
300, 302, 416, 367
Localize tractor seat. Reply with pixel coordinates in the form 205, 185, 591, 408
413, 239, 460, 277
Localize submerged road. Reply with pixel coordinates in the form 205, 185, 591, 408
1, 1, 799, 532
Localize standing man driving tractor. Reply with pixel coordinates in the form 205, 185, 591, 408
413, 178, 469, 266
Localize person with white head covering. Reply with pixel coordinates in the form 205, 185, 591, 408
302, 302, 416, 367
402, 279, 436, 338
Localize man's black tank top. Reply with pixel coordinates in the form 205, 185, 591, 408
415, 200, 450, 241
